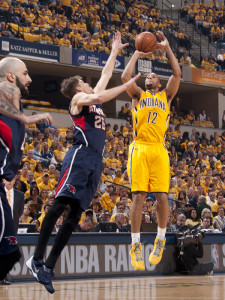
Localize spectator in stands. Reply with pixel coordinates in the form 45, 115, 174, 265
58, 33, 71, 47
24, 7, 35, 26
188, 189, 200, 209
0, 0, 9, 13
173, 213, 186, 231
194, 11, 205, 30
27, 200, 40, 219
211, 192, 225, 216
180, 0, 189, 18
201, 56, 210, 70
180, 51, 192, 66
217, 49, 225, 71
38, 203, 51, 230
0, 21, 11, 37
32, 142, 42, 160
213, 206, 225, 229
7, 5, 21, 25
209, 23, 221, 42
34, 162, 43, 181
196, 196, 211, 218
77, 18, 87, 33
199, 110, 207, 122
210, 0, 219, 9
202, 15, 213, 35
207, 58, 219, 71
154, 49, 168, 64
39, 189, 48, 203
38, 173, 53, 195
52, 215, 64, 233
204, 115, 214, 128
186, 4, 197, 24
22, 150, 36, 172
25, 186, 43, 212
201, 217, 214, 230
19, 204, 33, 224
186, 208, 202, 226
76, 217, 93, 232
47, 30, 58, 45
53, 143, 66, 165
41, 142, 53, 162
39, 29, 52, 44
115, 213, 129, 232
50, 169, 60, 190
183, 142, 196, 162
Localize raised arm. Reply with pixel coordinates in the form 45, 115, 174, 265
121, 51, 142, 99
71, 73, 141, 114
94, 32, 128, 93
156, 31, 181, 104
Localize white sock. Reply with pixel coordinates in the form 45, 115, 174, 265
131, 233, 140, 244
157, 227, 166, 240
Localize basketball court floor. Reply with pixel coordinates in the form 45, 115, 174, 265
1, 274, 225, 300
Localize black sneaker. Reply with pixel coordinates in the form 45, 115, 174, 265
26, 256, 44, 283
26, 257, 55, 294
40, 266, 55, 294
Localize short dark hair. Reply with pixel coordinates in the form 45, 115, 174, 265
60, 75, 82, 99
116, 201, 125, 208
217, 191, 224, 198
30, 185, 39, 195
34, 142, 39, 147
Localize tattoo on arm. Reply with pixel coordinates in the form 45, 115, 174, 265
0, 82, 22, 116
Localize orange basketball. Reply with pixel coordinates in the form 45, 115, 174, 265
135, 32, 158, 53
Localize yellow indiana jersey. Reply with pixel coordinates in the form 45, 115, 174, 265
132, 90, 170, 143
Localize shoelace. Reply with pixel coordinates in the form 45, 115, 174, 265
134, 244, 143, 261
153, 240, 165, 257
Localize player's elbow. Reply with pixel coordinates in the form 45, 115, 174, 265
98, 95, 105, 104
174, 67, 182, 78
121, 72, 130, 83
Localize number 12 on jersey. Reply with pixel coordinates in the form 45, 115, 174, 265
147, 111, 158, 124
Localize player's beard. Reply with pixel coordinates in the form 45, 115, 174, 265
16, 76, 29, 97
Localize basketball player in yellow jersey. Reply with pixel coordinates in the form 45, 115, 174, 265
121, 31, 181, 270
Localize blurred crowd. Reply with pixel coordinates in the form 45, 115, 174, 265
1, 0, 225, 71
180, 0, 225, 70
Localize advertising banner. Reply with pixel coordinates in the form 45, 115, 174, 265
152, 61, 173, 77
72, 49, 125, 71
136, 59, 173, 78
0, 37, 60, 61
192, 68, 225, 85
7, 233, 225, 280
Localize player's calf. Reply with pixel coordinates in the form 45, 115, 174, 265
0, 248, 21, 280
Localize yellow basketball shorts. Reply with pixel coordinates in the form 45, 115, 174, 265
127, 142, 170, 193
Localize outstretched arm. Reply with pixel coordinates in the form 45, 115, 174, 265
157, 31, 181, 104
71, 73, 141, 113
94, 32, 128, 93
22, 113, 53, 125
0, 81, 53, 125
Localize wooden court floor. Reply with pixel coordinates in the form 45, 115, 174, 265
1, 274, 225, 300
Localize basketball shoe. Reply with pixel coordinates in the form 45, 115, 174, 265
149, 237, 165, 265
26, 256, 55, 294
130, 242, 145, 270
